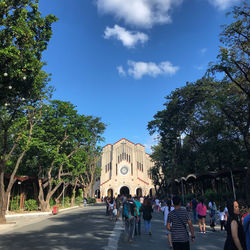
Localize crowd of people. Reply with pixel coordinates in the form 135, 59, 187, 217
103, 195, 250, 250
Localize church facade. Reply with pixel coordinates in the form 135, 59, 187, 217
99, 138, 155, 198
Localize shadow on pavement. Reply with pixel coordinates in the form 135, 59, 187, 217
0, 205, 114, 250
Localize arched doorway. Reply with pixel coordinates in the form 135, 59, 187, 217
136, 188, 142, 197
120, 186, 130, 196
95, 189, 100, 198
149, 188, 156, 197
107, 188, 113, 197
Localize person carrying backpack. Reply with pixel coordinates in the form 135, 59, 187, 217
123, 195, 138, 243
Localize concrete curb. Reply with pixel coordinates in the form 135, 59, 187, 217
6, 205, 80, 218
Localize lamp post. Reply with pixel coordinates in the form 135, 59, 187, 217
230, 170, 236, 200
181, 178, 185, 205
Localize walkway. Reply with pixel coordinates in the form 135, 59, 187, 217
116, 210, 226, 250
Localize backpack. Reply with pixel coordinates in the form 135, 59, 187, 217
123, 200, 135, 219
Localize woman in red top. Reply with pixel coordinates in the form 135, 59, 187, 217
196, 198, 207, 233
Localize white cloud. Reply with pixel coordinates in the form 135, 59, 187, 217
126, 60, 179, 79
200, 48, 207, 55
194, 65, 204, 71
96, 0, 183, 28
208, 0, 240, 10
104, 25, 148, 48
117, 66, 126, 76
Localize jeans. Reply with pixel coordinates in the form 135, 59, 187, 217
192, 209, 197, 224
173, 241, 190, 250
135, 215, 141, 235
144, 219, 151, 233
125, 217, 135, 240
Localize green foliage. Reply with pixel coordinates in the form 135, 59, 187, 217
148, 2, 250, 198
0, 0, 58, 106
24, 199, 38, 211
87, 197, 96, 204
10, 196, 19, 211
63, 197, 70, 207
75, 196, 82, 206
204, 189, 217, 203
49, 198, 55, 207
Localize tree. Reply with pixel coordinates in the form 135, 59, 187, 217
209, 2, 250, 203
0, 0, 57, 223
20, 101, 106, 211
148, 78, 248, 196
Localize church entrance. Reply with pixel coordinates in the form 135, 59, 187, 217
120, 186, 129, 196
136, 188, 142, 197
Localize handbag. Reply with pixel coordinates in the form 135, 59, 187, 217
113, 208, 117, 216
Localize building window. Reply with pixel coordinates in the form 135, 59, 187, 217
129, 155, 130, 162
142, 164, 143, 172
131, 163, 133, 175
118, 156, 120, 163
116, 164, 117, 175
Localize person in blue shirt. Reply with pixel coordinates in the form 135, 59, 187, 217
134, 196, 142, 236
243, 211, 250, 250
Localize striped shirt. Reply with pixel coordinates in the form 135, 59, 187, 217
167, 207, 190, 242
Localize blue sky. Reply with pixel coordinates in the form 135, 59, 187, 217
39, 0, 239, 152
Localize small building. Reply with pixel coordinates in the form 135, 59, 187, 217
99, 138, 155, 198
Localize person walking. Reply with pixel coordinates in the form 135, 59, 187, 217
134, 196, 142, 236
167, 196, 195, 250
123, 195, 138, 243
192, 198, 198, 224
162, 199, 174, 248
243, 206, 250, 250
210, 201, 217, 232
115, 195, 122, 220
142, 198, 153, 235
224, 200, 246, 250
196, 198, 207, 233
219, 206, 226, 231
108, 197, 115, 221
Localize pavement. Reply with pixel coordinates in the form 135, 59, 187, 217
0, 205, 85, 235
0, 205, 227, 250
116, 210, 226, 250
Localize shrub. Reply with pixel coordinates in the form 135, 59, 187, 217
63, 196, 70, 207
87, 197, 96, 204
76, 196, 82, 206
204, 189, 217, 203
10, 196, 19, 211
25, 199, 38, 211
49, 198, 55, 207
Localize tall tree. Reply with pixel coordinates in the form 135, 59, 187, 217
209, 2, 250, 203
0, 0, 57, 223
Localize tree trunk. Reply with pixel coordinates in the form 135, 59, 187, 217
71, 183, 77, 206
38, 179, 50, 212
0, 164, 7, 224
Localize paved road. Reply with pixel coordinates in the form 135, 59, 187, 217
0, 204, 114, 250
117, 211, 226, 250
0, 205, 226, 250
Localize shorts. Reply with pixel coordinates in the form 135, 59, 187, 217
166, 229, 171, 235
198, 215, 206, 219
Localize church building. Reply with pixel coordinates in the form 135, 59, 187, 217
99, 138, 155, 198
